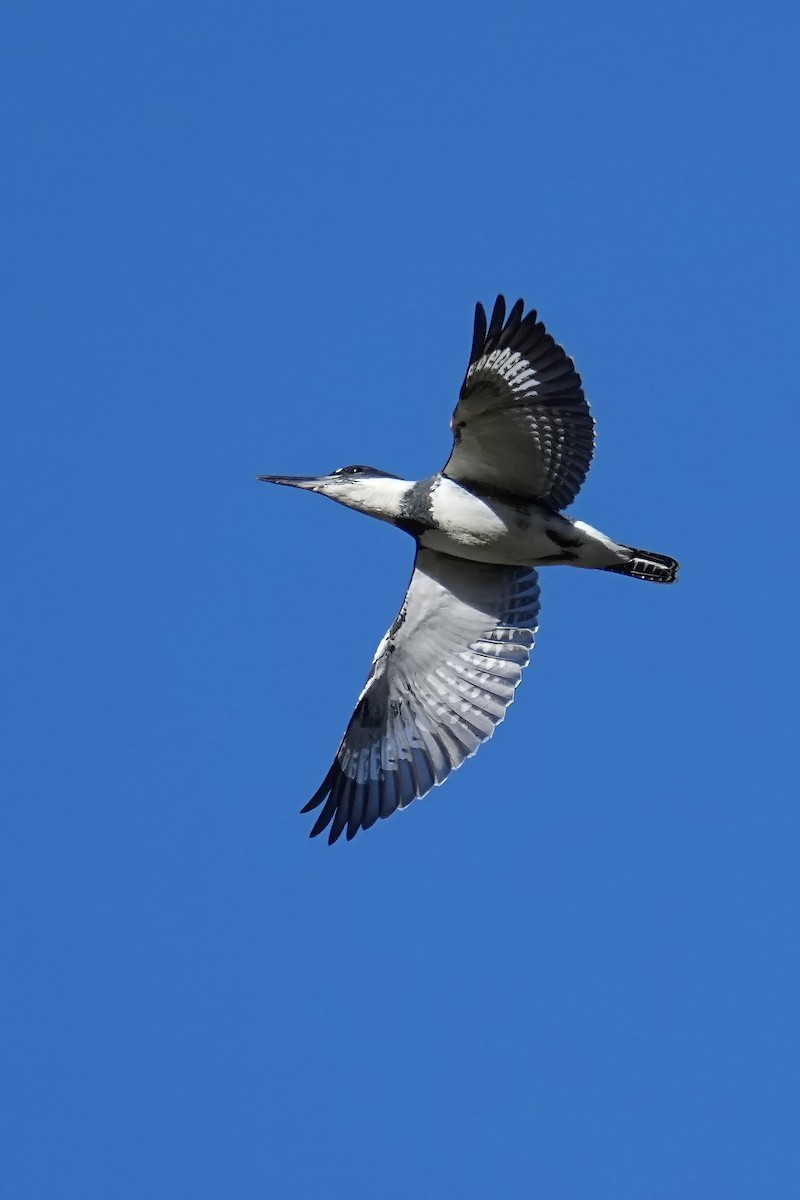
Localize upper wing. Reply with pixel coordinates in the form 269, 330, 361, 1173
302, 548, 541, 844
443, 296, 595, 510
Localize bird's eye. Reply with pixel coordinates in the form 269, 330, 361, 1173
333, 464, 370, 476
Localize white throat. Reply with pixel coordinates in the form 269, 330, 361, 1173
315, 476, 411, 523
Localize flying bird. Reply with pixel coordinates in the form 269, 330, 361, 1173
259, 296, 678, 844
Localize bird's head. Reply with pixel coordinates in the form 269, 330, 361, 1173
257, 464, 410, 522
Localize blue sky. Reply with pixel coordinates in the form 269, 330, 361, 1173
3, 0, 799, 1196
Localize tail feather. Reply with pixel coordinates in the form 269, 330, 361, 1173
604, 546, 679, 584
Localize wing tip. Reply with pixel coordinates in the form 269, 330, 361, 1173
299, 773, 331, 814
470, 301, 488, 364
487, 294, 506, 343
301, 761, 366, 844
470, 295, 546, 363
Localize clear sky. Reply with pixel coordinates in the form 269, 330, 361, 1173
3, 1, 799, 1196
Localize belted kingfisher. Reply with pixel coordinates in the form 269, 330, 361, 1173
259, 296, 678, 844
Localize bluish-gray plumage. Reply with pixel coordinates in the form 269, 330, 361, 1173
259, 296, 678, 843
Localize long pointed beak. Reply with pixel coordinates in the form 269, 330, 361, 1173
256, 474, 322, 489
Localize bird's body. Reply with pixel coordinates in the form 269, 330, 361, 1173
284, 470, 630, 570
260, 296, 678, 843
408, 475, 628, 571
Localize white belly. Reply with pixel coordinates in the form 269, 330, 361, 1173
422, 478, 561, 565
422, 477, 626, 568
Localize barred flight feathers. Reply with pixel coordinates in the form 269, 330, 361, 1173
302, 548, 541, 844
445, 296, 595, 511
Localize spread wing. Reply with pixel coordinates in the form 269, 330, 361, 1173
302, 548, 541, 844
443, 296, 595, 510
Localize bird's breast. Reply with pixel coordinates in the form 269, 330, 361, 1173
422, 478, 572, 566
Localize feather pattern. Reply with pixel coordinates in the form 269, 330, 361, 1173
444, 295, 595, 510
302, 548, 541, 843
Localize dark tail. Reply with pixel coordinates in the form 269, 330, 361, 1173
604, 546, 679, 584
